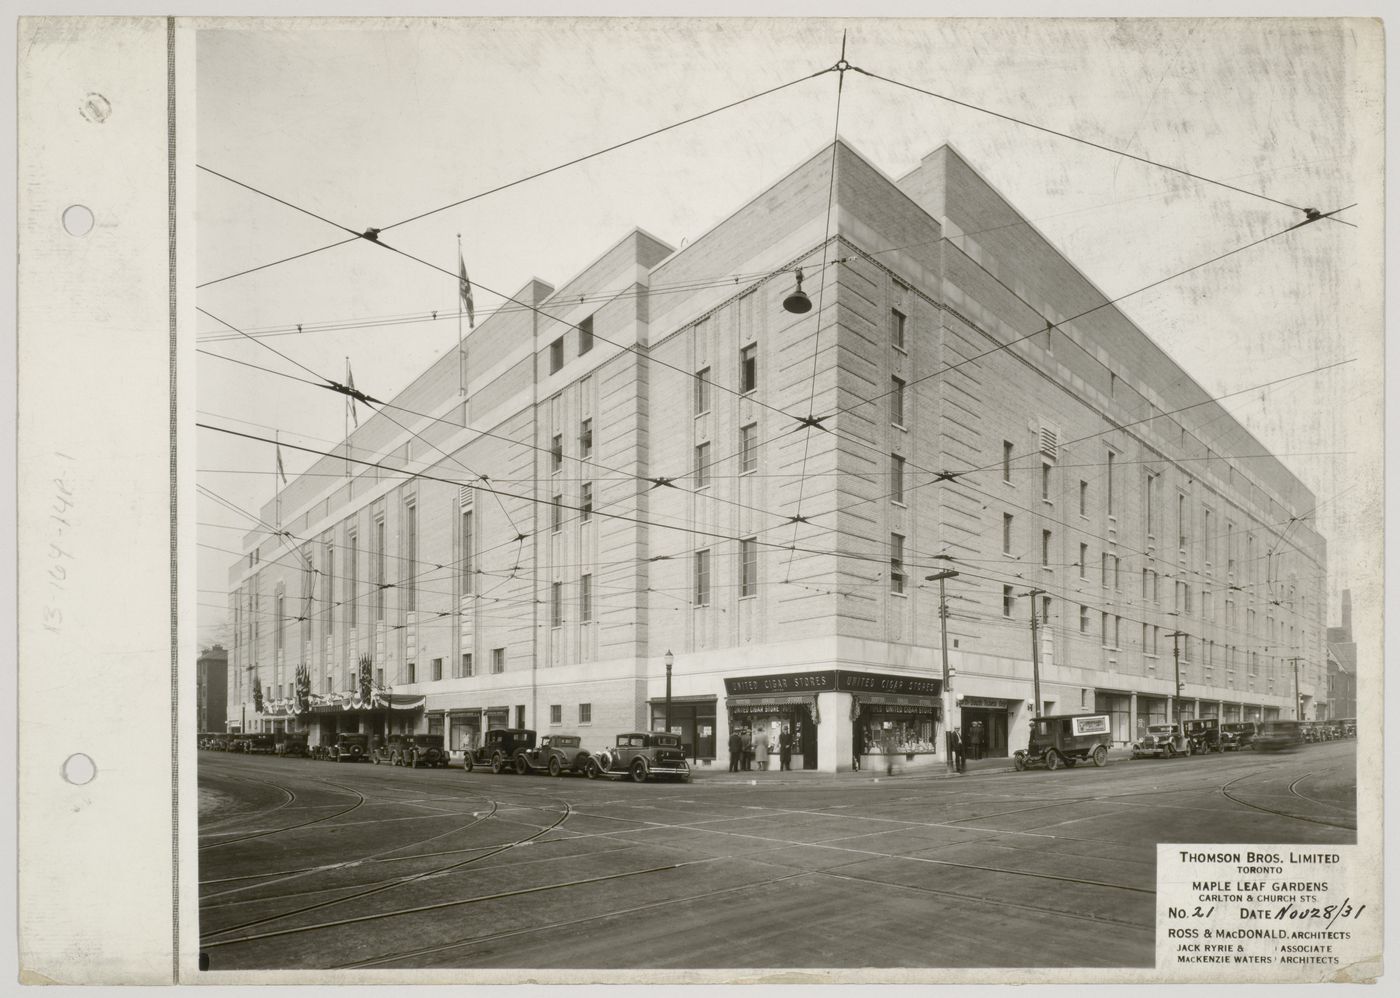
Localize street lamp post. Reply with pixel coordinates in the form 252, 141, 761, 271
926, 567, 959, 775
664, 649, 674, 734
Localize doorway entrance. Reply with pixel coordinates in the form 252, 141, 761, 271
959, 707, 1009, 759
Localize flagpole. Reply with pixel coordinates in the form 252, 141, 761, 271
274, 429, 281, 532
344, 356, 351, 478
457, 232, 465, 398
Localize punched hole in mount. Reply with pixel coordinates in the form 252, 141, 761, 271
61, 753, 97, 785
62, 205, 95, 237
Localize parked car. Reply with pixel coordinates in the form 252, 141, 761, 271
276, 732, 310, 757
586, 731, 691, 783
240, 733, 277, 755
1340, 718, 1356, 738
1254, 719, 1304, 751
1014, 714, 1111, 771
463, 728, 537, 774
1131, 723, 1191, 759
330, 732, 372, 762
513, 734, 592, 776
1220, 721, 1257, 751
372, 734, 446, 767
1183, 717, 1222, 754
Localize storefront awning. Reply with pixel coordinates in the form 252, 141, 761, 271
726, 693, 821, 722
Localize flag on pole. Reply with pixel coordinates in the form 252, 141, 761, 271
459, 250, 476, 330
346, 360, 359, 428
276, 443, 288, 485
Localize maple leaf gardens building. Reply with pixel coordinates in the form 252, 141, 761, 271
224, 142, 1327, 772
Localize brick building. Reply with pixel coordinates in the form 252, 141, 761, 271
223, 141, 1327, 770
197, 644, 229, 734
1325, 589, 1358, 722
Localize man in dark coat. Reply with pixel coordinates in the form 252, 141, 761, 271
950, 727, 966, 773
728, 728, 743, 772
778, 725, 794, 771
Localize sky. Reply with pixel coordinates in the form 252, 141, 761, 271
195, 17, 1383, 663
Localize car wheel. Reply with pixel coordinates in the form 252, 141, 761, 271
1013, 753, 1026, 771
491, 753, 505, 774
1046, 751, 1062, 771
548, 757, 562, 777
630, 758, 649, 783
515, 755, 530, 776
462, 755, 474, 773
1165, 745, 1175, 759
585, 759, 601, 779
1092, 745, 1108, 767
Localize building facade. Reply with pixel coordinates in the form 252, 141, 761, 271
1325, 589, 1358, 722
197, 644, 229, 734
224, 142, 1327, 770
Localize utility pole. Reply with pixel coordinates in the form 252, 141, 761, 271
1288, 656, 1304, 719
1166, 630, 1186, 725
1027, 588, 1046, 719
927, 568, 959, 774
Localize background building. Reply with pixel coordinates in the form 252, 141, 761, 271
197, 644, 229, 734
1326, 589, 1358, 722
224, 141, 1327, 770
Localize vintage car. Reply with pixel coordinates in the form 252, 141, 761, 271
463, 728, 537, 774
1219, 721, 1257, 751
1131, 722, 1191, 759
1014, 714, 1111, 770
1340, 718, 1356, 738
1183, 717, 1222, 754
275, 731, 310, 757
373, 734, 448, 767
513, 734, 592, 776
1254, 719, 1304, 752
330, 731, 372, 762
585, 731, 691, 783
239, 732, 278, 755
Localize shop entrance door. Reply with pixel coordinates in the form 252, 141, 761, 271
959, 707, 1008, 758
799, 707, 818, 769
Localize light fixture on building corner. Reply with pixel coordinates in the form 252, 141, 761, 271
782, 268, 812, 314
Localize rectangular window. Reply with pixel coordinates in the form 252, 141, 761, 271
740, 343, 757, 393
492, 648, 505, 674
890, 307, 906, 350
552, 495, 563, 533
460, 509, 474, 595
890, 376, 906, 426
1079, 604, 1090, 633
580, 418, 593, 459
1080, 543, 1089, 578
1041, 595, 1051, 623
1142, 622, 1149, 653
890, 534, 906, 594
580, 574, 593, 622
695, 549, 712, 605
1101, 611, 1110, 646
432, 657, 442, 681
1041, 463, 1052, 501
1079, 480, 1088, 516
694, 367, 711, 415
891, 454, 905, 503
1003, 585, 1015, 619
740, 538, 757, 597
1003, 441, 1014, 482
407, 661, 416, 684
1115, 616, 1122, 649
516, 705, 526, 729
326, 546, 335, 636
579, 703, 592, 724
404, 501, 417, 612
551, 434, 563, 473
348, 533, 359, 626
1114, 555, 1121, 591
578, 315, 594, 355
551, 581, 563, 627
1003, 513, 1014, 555
1041, 529, 1052, 567
581, 482, 593, 522
1178, 494, 1188, 550
550, 704, 562, 725
550, 336, 564, 373
1101, 552, 1110, 588
1142, 568, 1150, 598
695, 442, 711, 489
1106, 451, 1116, 514
1152, 626, 1159, 656
374, 516, 386, 622
461, 652, 474, 678
739, 423, 758, 474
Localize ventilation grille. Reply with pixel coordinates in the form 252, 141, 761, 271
1039, 426, 1058, 460
459, 486, 474, 508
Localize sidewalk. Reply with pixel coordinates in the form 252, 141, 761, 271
687, 746, 1138, 783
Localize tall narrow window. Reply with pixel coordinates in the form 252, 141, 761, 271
1041, 595, 1051, 623
580, 482, 593, 522
1079, 480, 1088, 516
461, 652, 474, 678
890, 534, 906, 594
1114, 555, 1121, 590
492, 648, 505, 674
891, 376, 905, 426
325, 545, 335, 635
460, 509, 474, 594
580, 574, 593, 622
891, 454, 906, 502
432, 657, 443, 681
890, 307, 906, 350
1178, 494, 1188, 550
1041, 529, 1052, 567
1004, 586, 1016, 619
1106, 451, 1116, 515
694, 367, 711, 415
1145, 473, 1157, 536
374, 516, 386, 622
552, 495, 563, 533
739, 423, 758, 474
407, 662, 416, 684
695, 549, 712, 605
740, 538, 757, 597
1079, 604, 1090, 633
1003, 513, 1014, 555
1041, 463, 1052, 501
695, 442, 711, 489
1080, 543, 1089, 578
1101, 552, 1110, 588
578, 315, 594, 354
739, 343, 757, 393
551, 434, 563, 473
1003, 441, 1014, 482
551, 582, 563, 627
403, 501, 417, 612
550, 336, 564, 373
579, 418, 593, 459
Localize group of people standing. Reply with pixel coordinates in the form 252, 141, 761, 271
728, 723, 794, 772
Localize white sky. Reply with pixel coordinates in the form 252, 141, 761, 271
195, 17, 1383, 661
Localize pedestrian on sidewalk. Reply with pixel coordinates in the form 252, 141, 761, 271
728, 728, 742, 772
741, 727, 754, 771
852, 723, 865, 771
778, 725, 793, 771
952, 726, 966, 773
754, 725, 770, 771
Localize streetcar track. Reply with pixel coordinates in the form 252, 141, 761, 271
198, 778, 367, 850
1219, 771, 1357, 830
1288, 772, 1357, 814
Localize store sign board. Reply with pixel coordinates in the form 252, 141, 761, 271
960, 695, 1013, 709
725, 671, 835, 695
836, 671, 941, 697
724, 670, 943, 697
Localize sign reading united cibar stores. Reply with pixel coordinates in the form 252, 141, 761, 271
724, 670, 941, 697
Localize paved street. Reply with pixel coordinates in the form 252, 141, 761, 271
198, 742, 1356, 971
